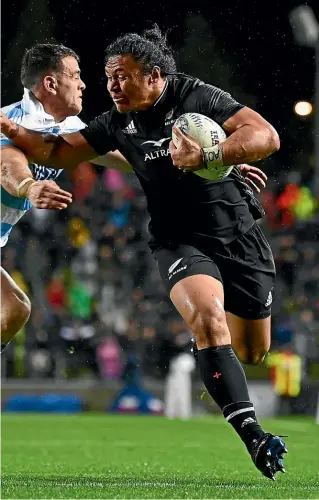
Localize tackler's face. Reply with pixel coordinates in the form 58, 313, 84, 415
55, 56, 86, 116
105, 55, 158, 113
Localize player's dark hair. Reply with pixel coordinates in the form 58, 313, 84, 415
104, 24, 177, 76
21, 43, 80, 89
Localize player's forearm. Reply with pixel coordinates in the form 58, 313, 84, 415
1, 147, 34, 197
0, 114, 90, 169
221, 124, 280, 165
92, 151, 134, 173
1, 117, 57, 165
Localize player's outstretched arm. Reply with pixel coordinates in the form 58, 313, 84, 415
0, 112, 98, 169
1, 146, 34, 194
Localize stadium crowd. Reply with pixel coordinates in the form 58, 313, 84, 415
1, 162, 319, 381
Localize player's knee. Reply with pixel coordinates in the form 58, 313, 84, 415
189, 298, 229, 347
246, 347, 269, 365
16, 290, 31, 323
1, 292, 31, 338
234, 345, 249, 365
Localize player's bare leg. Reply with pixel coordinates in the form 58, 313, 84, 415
171, 274, 287, 479
1, 266, 31, 352
226, 313, 271, 365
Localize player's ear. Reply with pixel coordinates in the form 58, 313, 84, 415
43, 75, 58, 94
150, 66, 161, 84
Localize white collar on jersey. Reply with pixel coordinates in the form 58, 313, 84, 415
21, 88, 60, 126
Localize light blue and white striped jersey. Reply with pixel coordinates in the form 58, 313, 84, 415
0, 88, 86, 247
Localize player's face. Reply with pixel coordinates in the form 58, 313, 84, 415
55, 56, 86, 115
105, 55, 158, 112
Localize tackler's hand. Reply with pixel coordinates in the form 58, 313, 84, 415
25, 180, 73, 210
0, 111, 16, 138
239, 164, 268, 193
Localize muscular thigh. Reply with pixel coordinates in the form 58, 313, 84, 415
153, 244, 230, 348
153, 243, 223, 296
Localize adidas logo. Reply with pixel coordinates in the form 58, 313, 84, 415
265, 291, 273, 308
241, 417, 256, 428
122, 120, 137, 134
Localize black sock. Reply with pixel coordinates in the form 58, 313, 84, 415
223, 401, 264, 451
198, 345, 264, 450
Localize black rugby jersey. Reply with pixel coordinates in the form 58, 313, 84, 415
81, 75, 263, 248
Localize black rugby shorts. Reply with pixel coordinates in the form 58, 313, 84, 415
153, 224, 275, 320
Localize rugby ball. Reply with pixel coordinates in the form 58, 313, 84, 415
172, 113, 233, 180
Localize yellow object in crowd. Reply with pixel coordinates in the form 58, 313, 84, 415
68, 217, 90, 248
266, 351, 302, 397
291, 186, 318, 220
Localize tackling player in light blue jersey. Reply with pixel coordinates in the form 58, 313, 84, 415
1, 87, 85, 247
0, 44, 131, 352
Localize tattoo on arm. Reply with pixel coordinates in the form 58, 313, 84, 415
1, 163, 8, 177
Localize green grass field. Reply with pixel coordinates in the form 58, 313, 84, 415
2, 414, 319, 499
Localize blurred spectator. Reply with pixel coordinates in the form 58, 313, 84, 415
72, 162, 97, 201
46, 276, 67, 312
97, 335, 122, 380
59, 318, 100, 378
2, 165, 318, 383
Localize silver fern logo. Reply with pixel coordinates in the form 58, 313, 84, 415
168, 258, 183, 274
265, 291, 273, 308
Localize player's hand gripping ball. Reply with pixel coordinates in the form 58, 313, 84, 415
171, 113, 233, 180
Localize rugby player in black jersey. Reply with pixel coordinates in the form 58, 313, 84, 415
0, 26, 288, 479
